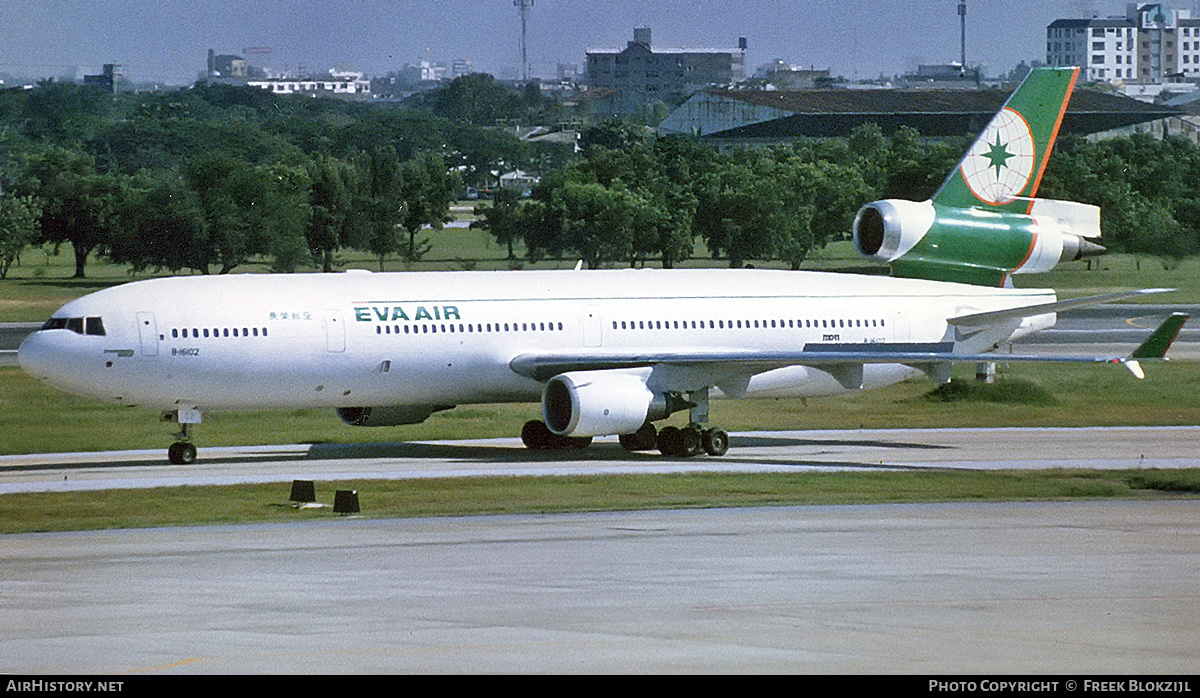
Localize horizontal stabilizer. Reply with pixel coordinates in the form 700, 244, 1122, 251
948, 289, 1175, 327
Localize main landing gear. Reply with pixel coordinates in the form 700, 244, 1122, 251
520, 418, 729, 457
522, 387, 730, 458
624, 422, 729, 457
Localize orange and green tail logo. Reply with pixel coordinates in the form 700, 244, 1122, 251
933, 67, 1079, 213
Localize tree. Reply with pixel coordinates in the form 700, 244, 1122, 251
694, 158, 781, 268
353, 147, 406, 271
181, 155, 311, 273
552, 181, 639, 269
21, 80, 112, 143
398, 151, 458, 263
21, 146, 129, 278
306, 154, 361, 272
476, 186, 524, 259
106, 171, 208, 273
0, 194, 41, 279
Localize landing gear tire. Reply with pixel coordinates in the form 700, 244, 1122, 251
167, 441, 197, 465
702, 428, 729, 457
522, 419, 555, 449
679, 426, 703, 457
522, 419, 592, 450
619, 422, 658, 452
658, 425, 727, 457
657, 425, 681, 456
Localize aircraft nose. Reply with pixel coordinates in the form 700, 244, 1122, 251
17, 330, 52, 380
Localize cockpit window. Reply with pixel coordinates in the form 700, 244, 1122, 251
41, 316, 106, 336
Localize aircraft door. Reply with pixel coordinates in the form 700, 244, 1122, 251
324, 309, 346, 353
136, 312, 158, 356
891, 310, 910, 343
582, 306, 602, 347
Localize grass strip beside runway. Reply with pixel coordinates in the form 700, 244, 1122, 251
2, 468, 1197, 534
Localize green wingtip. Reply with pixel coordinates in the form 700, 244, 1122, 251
1130, 313, 1189, 360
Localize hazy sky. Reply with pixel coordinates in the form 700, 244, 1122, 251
4, 1, 1198, 85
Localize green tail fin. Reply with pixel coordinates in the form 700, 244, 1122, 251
932, 67, 1078, 213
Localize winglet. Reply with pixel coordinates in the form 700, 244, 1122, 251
1119, 313, 1189, 378
1130, 313, 1189, 360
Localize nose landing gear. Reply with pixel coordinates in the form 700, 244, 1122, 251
164, 408, 201, 465
167, 436, 197, 465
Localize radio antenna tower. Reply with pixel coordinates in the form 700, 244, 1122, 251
515, 0, 534, 81
958, 0, 967, 74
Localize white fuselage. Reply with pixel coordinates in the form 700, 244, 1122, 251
18, 268, 1056, 414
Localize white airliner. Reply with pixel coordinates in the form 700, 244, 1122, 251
17, 68, 1188, 464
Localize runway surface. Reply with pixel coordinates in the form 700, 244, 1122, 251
3, 501, 1197, 674
3, 426, 1200, 494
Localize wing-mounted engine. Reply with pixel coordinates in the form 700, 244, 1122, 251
853, 198, 1105, 287
337, 404, 454, 427
543, 370, 677, 438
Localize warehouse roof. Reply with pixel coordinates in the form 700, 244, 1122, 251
658, 87, 1180, 140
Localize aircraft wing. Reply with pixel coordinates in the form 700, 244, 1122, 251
510, 313, 1189, 384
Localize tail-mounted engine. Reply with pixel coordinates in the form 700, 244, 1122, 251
853, 198, 1105, 287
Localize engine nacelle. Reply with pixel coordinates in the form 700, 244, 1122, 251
543, 371, 670, 438
853, 199, 938, 264
853, 198, 1104, 287
337, 404, 454, 427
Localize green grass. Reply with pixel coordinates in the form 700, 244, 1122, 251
1, 468, 1197, 534
4, 362, 1200, 457
923, 378, 1060, 406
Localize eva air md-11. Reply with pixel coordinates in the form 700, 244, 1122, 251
18, 67, 1189, 464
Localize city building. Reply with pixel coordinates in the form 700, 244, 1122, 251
246, 70, 370, 97
585, 26, 746, 116
83, 64, 123, 93
206, 50, 256, 79
1047, 3, 1200, 85
202, 49, 370, 98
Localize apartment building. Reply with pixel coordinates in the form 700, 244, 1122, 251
586, 26, 746, 116
1047, 3, 1200, 83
